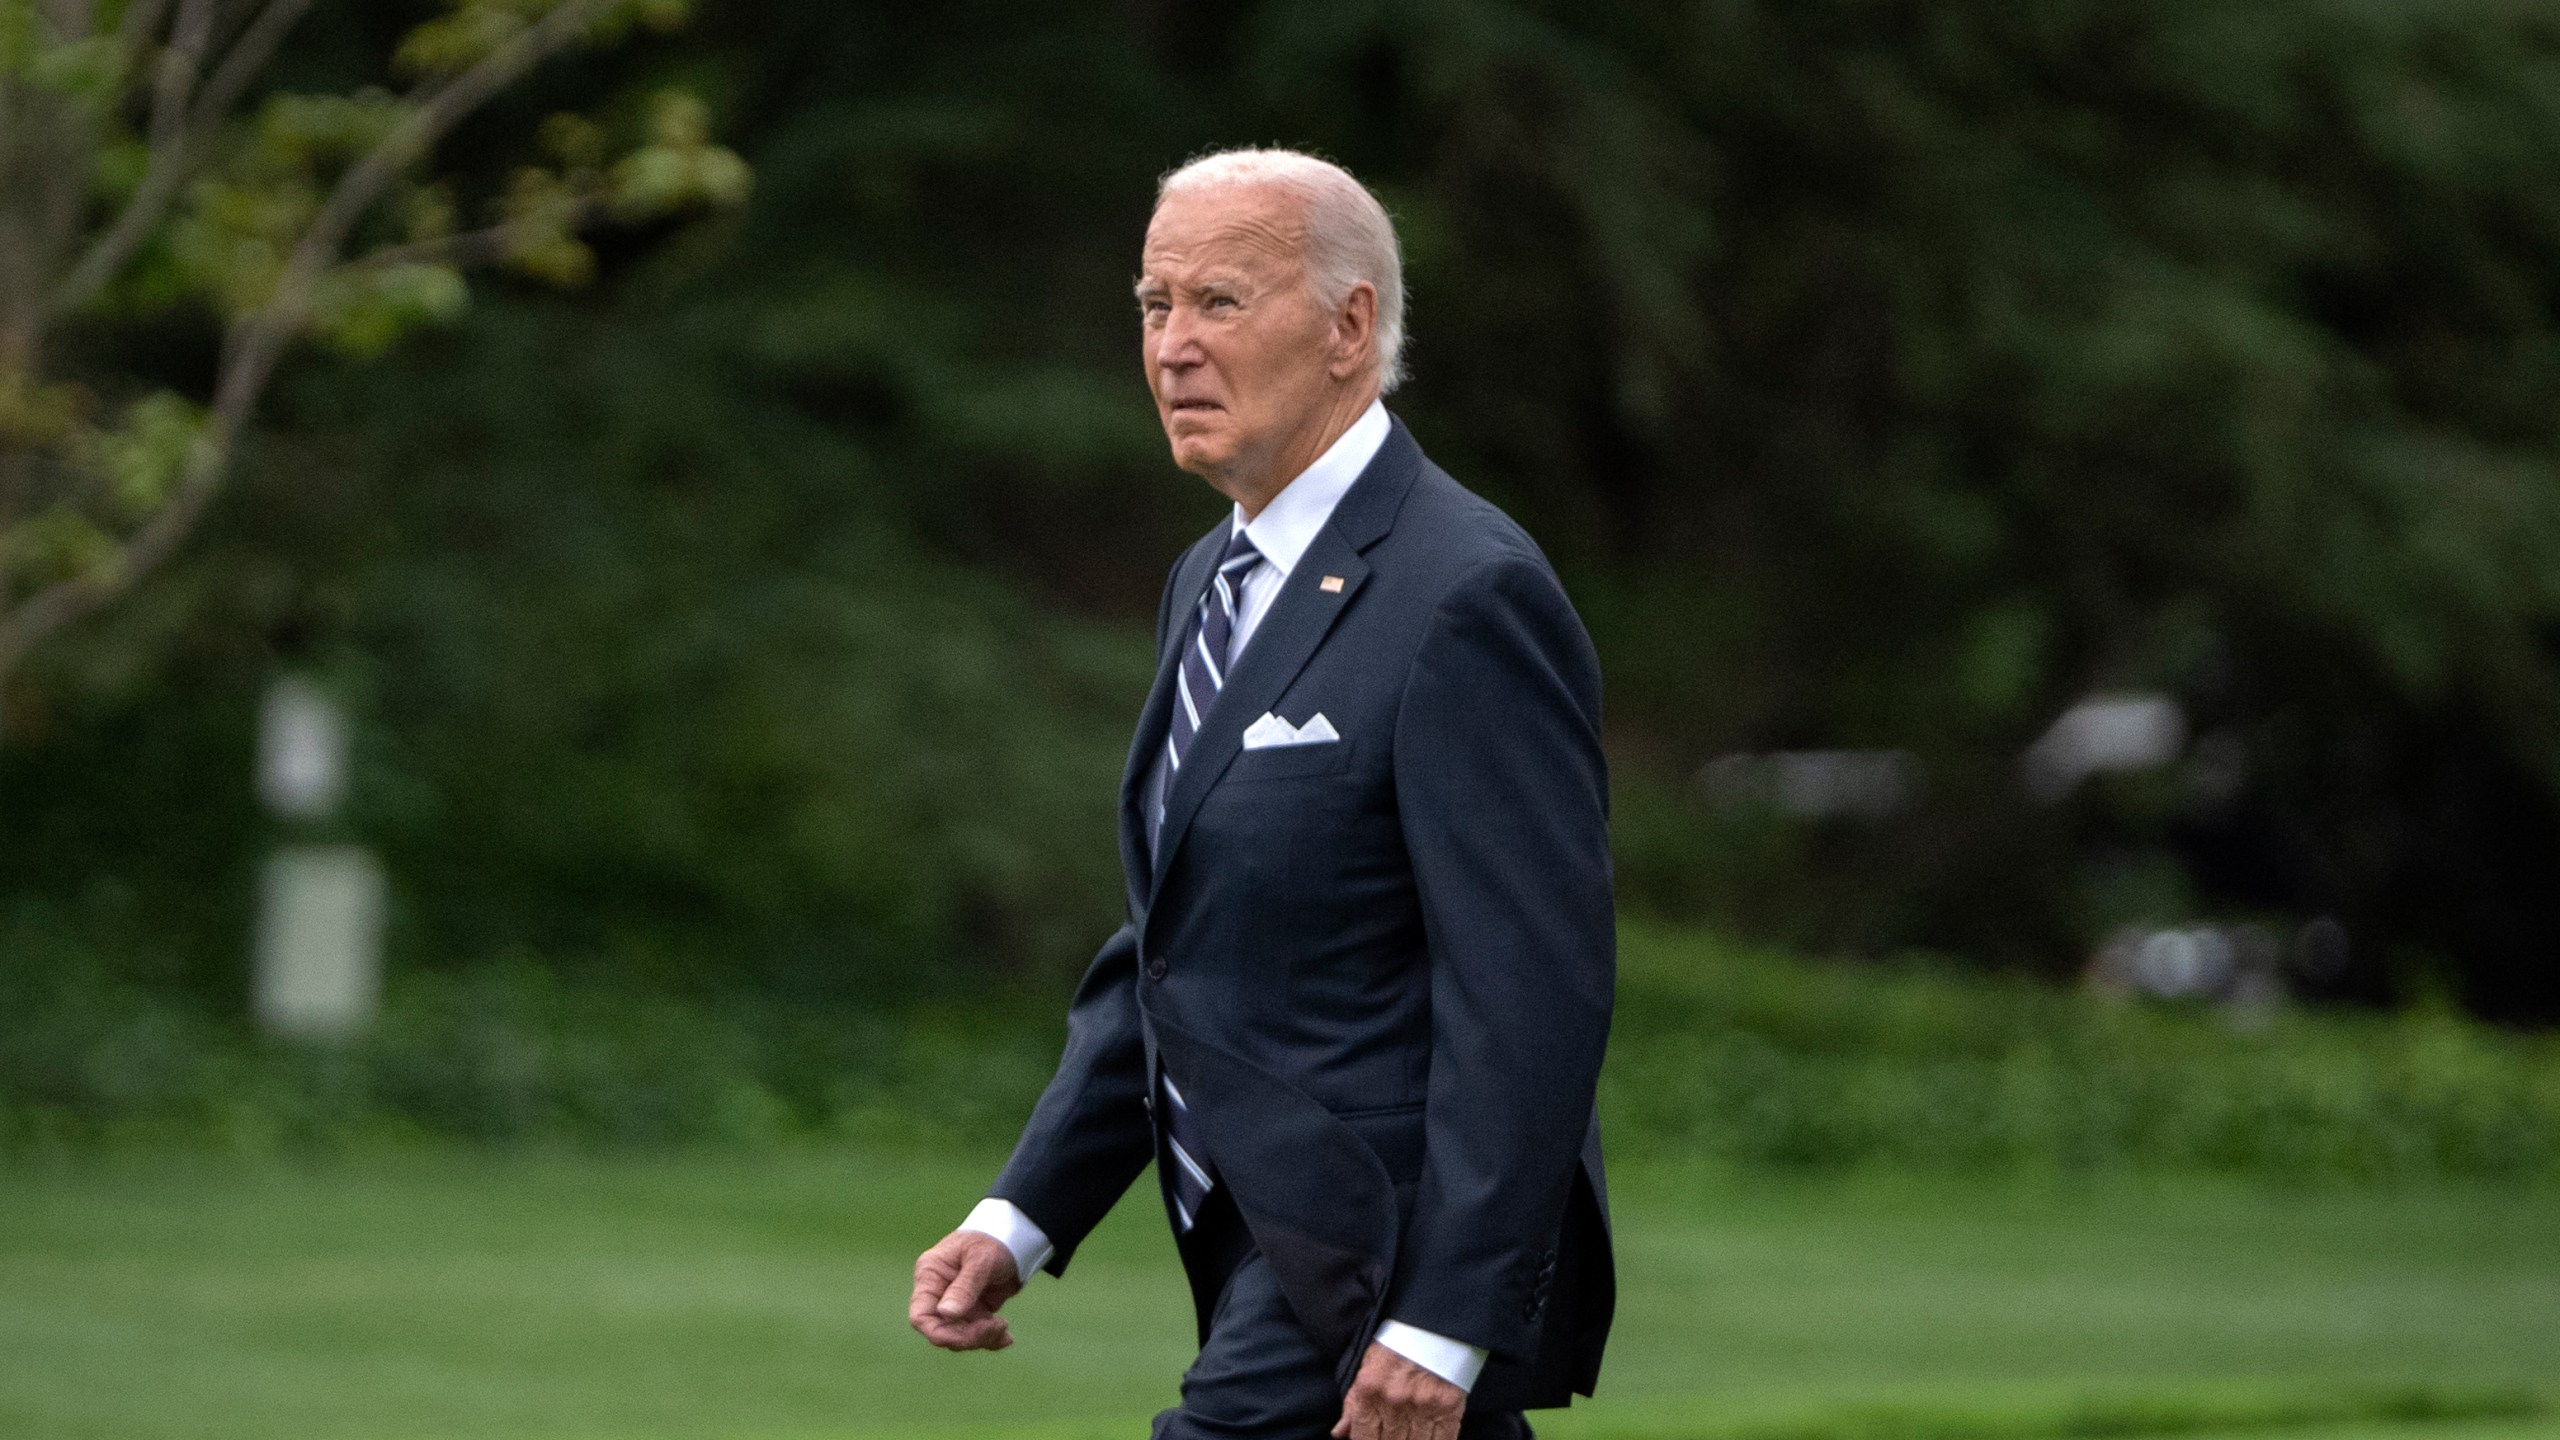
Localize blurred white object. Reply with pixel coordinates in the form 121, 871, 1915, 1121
2134, 926, 2232, 998
1701, 750, 1919, 819
2022, 693, 2186, 802
258, 677, 348, 819
2086, 921, 2286, 1021
253, 846, 385, 1042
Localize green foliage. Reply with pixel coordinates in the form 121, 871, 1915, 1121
0, 387, 198, 587
16, 34, 120, 106
296, 308, 1150, 997
81, 393, 205, 520
397, 0, 691, 76
609, 91, 754, 219
9, 915, 2558, 1182
308, 262, 471, 356
0, 3, 121, 101
164, 91, 415, 318
0, 508, 118, 590
1604, 924, 2560, 1180
0, 925, 1067, 1153
1202, 0, 2560, 995
0, 0, 749, 711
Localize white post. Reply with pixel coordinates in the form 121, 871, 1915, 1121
250, 676, 384, 1042
252, 846, 386, 1042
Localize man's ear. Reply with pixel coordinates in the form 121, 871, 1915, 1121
1330, 282, 1379, 380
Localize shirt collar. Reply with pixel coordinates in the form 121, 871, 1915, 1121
1232, 399, 1390, 578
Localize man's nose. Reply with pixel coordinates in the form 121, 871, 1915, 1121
1154, 309, 1203, 370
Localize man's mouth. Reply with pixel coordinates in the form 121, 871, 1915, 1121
1169, 399, 1223, 414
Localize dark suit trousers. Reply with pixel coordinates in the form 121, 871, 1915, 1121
1153, 1187, 1532, 1440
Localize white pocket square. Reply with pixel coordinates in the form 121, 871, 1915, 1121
1241, 711, 1341, 749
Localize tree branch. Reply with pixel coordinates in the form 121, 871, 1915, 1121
46, 0, 226, 318
190, 0, 313, 135
351, 226, 516, 273
0, 311, 276, 683
254, 0, 620, 337
37, 0, 101, 38
2, 0, 624, 684
349, 197, 609, 275
150, 0, 218, 148
115, 0, 175, 51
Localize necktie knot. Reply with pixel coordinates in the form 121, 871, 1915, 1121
1208, 528, 1259, 629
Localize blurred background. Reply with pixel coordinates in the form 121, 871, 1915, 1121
2, 3, 2557, 1439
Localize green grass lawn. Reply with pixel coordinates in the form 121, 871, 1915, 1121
0, 1151, 2552, 1440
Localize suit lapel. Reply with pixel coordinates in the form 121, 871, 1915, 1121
1144, 416, 1425, 900
1149, 535, 1371, 895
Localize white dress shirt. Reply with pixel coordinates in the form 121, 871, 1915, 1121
961, 400, 1489, 1394
1218, 397, 1392, 663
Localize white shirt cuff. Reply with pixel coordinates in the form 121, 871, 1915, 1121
960, 1201, 1486, 1393
959, 1197, 1053, 1283
1373, 1319, 1489, 1393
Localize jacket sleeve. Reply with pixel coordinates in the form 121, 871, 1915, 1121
983, 546, 1194, 1274
986, 920, 1156, 1276
1385, 549, 1614, 1358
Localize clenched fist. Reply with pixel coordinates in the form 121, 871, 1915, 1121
909, 1229, 1023, 1352
1332, 1340, 1465, 1440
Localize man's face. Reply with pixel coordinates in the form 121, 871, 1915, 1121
1137, 183, 1341, 483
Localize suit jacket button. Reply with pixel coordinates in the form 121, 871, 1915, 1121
1145, 957, 1167, 980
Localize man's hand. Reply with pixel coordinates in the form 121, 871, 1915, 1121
909, 1229, 1024, 1351
1332, 1340, 1465, 1440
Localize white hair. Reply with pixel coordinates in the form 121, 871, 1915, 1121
1157, 147, 1409, 393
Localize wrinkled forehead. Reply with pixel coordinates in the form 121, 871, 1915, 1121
1139, 182, 1310, 287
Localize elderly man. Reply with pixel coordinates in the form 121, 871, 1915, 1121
909, 148, 1615, 1440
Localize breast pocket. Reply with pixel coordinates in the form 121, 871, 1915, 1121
1224, 737, 1355, 783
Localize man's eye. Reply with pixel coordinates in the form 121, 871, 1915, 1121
1205, 296, 1237, 311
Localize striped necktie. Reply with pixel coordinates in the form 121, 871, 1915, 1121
1156, 524, 1263, 848
1161, 1072, 1214, 1232
1156, 524, 1259, 1232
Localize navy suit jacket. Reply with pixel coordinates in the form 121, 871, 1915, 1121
990, 415, 1616, 1411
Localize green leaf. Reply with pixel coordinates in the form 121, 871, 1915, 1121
608, 92, 753, 219
497, 167, 599, 287
395, 3, 535, 75
254, 91, 411, 175
77, 393, 207, 521
0, 376, 91, 449
26, 34, 123, 106
2, 508, 122, 590
308, 264, 472, 358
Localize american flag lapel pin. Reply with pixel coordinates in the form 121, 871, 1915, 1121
1320, 575, 1346, 594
